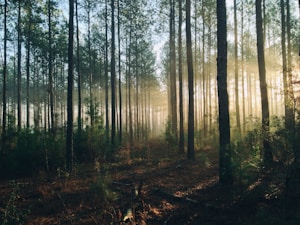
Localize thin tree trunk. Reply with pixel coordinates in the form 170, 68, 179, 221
17, 0, 22, 131
66, 0, 74, 171
48, 0, 55, 133
186, 0, 195, 161
2, 0, 7, 138
256, 0, 273, 166
178, 0, 184, 153
111, 0, 116, 147
234, 0, 241, 133
76, 0, 82, 133
105, 0, 109, 143
169, 0, 177, 141
241, 1, 246, 135
118, 0, 122, 143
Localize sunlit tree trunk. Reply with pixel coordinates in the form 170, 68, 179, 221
217, 0, 232, 184
178, 0, 184, 153
241, 1, 246, 134
66, 0, 74, 171
201, 2, 207, 138
234, 0, 241, 134
186, 0, 194, 161
256, 0, 273, 166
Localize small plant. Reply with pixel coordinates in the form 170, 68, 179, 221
0, 180, 30, 225
164, 118, 177, 150
90, 174, 117, 202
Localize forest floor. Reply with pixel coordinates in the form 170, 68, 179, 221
0, 141, 299, 225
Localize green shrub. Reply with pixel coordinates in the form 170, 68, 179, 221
0, 180, 30, 225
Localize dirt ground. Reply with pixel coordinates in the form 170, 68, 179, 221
0, 146, 299, 225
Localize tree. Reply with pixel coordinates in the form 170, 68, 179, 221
17, 0, 22, 131
2, 0, 7, 138
178, 0, 184, 153
169, 0, 177, 141
117, 0, 122, 143
111, 0, 116, 147
234, 0, 241, 133
255, 0, 273, 166
48, 0, 55, 133
76, 0, 82, 133
286, 0, 296, 163
66, 0, 74, 171
282, 0, 295, 162
217, 0, 232, 184
186, 0, 194, 160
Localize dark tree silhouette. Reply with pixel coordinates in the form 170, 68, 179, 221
2, 0, 7, 138
217, 0, 233, 184
186, 0, 195, 160
255, 0, 273, 166
66, 0, 74, 171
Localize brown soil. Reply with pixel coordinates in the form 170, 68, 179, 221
0, 147, 298, 225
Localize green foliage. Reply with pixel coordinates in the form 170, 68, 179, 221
232, 128, 262, 184
0, 180, 30, 225
0, 129, 65, 179
269, 116, 294, 164
89, 172, 117, 202
164, 118, 177, 149
74, 106, 107, 162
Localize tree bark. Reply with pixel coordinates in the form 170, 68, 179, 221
67, 0, 74, 171
2, 0, 7, 138
17, 0, 22, 132
234, 0, 241, 133
255, 0, 273, 166
186, 0, 195, 160
217, 0, 232, 184
76, 0, 82, 133
111, 0, 116, 147
169, 0, 177, 141
178, 0, 184, 153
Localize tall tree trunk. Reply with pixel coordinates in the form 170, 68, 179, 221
201, 2, 206, 138
178, 0, 184, 153
105, 0, 109, 143
76, 0, 82, 133
111, 0, 116, 147
67, 0, 74, 171
285, 0, 296, 162
2, 0, 7, 138
48, 0, 55, 133
234, 0, 241, 133
241, 1, 246, 135
17, 0, 22, 131
256, 0, 273, 166
186, 0, 194, 160
26, 5, 32, 129
169, 0, 177, 141
117, 0, 122, 143
87, 1, 94, 127
217, 0, 232, 184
